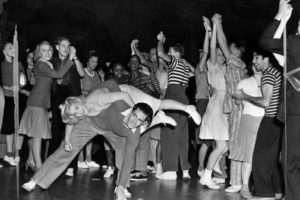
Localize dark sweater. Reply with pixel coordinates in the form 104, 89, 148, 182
27, 59, 73, 108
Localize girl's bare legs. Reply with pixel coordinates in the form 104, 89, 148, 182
198, 143, 208, 176
240, 162, 252, 198
200, 140, 227, 189
85, 142, 92, 162
3, 134, 16, 166
32, 138, 42, 169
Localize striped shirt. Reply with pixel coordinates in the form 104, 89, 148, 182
262, 66, 282, 117
167, 56, 190, 85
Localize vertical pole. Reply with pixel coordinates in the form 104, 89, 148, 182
12, 24, 19, 200
283, 27, 287, 197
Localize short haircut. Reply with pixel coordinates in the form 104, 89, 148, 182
55, 36, 71, 46
254, 48, 279, 67
173, 43, 185, 56
132, 102, 153, 125
130, 55, 141, 64
1, 42, 12, 51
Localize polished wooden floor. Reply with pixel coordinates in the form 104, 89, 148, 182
0, 161, 246, 200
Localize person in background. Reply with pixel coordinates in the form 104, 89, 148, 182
19, 41, 74, 170
258, 1, 298, 199
77, 50, 102, 169
195, 17, 211, 178
50, 36, 84, 177
230, 64, 264, 198
0, 42, 27, 166
199, 15, 229, 189
213, 13, 247, 193
156, 31, 195, 180
233, 49, 283, 199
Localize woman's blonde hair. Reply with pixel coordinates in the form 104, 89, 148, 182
59, 96, 86, 125
34, 41, 53, 62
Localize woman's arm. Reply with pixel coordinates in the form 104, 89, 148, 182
215, 14, 231, 61
64, 124, 74, 151
210, 15, 218, 66
197, 16, 211, 73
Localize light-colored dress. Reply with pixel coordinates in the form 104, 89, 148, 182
199, 61, 229, 140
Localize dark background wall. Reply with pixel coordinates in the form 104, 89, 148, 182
2, 0, 300, 65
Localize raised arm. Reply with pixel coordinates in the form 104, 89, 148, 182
131, 39, 154, 70
157, 31, 171, 63
37, 59, 73, 79
70, 46, 84, 77
210, 15, 218, 66
259, 0, 293, 54
214, 14, 231, 60
197, 16, 211, 73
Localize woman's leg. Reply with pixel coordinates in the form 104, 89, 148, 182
200, 140, 227, 189
225, 160, 242, 192
32, 138, 42, 169
198, 143, 208, 171
6, 134, 14, 155
206, 140, 227, 170
85, 141, 92, 162
240, 162, 253, 198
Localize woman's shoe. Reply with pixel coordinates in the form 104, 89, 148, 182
3, 155, 16, 166
22, 180, 36, 192
225, 185, 242, 193
199, 169, 220, 190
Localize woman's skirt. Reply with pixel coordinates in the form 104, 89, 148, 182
19, 106, 51, 139
229, 114, 262, 163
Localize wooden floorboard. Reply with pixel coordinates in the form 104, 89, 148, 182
0, 161, 245, 200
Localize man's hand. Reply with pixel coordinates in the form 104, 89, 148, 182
203, 16, 211, 32
69, 46, 77, 60
276, 0, 293, 21
232, 89, 247, 100
64, 140, 72, 152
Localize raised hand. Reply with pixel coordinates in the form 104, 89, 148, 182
131, 39, 139, 48
277, 0, 293, 21
157, 31, 166, 43
69, 46, 77, 60
211, 13, 222, 25
203, 16, 211, 32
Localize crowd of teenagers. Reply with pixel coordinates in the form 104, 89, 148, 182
0, 0, 299, 200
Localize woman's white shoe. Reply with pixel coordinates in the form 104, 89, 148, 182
22, 180, 37, 192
